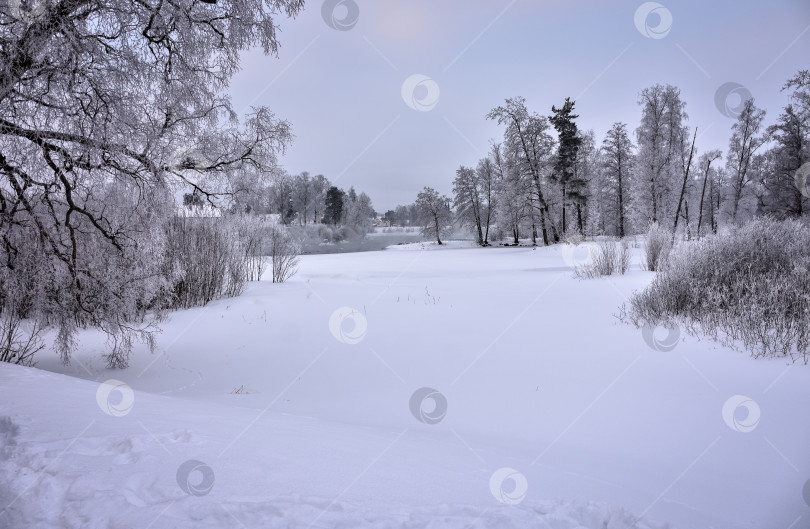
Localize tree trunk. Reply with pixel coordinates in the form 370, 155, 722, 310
673, 128, 697, 236
543, 200, 560, 243
711, 180, 719, 234
537, 194, 549, 245
696, 155, 718, 238
617, 180, 625, 238
684, 200, 690, 240
484, 206, 491, 245
732, 182, 742, 222
650, 166, 657, 224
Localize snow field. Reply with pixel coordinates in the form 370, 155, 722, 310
2, 242, 809, 528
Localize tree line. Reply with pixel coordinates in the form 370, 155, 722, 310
390, 71, 809, 245
228, 171, 377, 233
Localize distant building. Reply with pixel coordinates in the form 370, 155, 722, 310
177, 204, 221, 218
176, 207, 282, 225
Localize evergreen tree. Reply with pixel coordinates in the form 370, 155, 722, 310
550, 97, 584, 234
324, 186, 345, 225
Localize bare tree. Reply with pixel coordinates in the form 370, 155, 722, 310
601, 123, 634, 237
487, 97, 558, 245
727, 98, 767, 223
696, 150, 722, 237
673, 128, 698, 236
572, 129, 598, 236
270, 171, 295, 224
416, 187, 452, 245
310, 174, 330, 224
476, 156, 497, 245
0, 0, 303, 366
633, 84, 688, 227
453, 166, 485, 245
492, 143, 532, 244
292, 172, 313, 224
343, 190, 375, 234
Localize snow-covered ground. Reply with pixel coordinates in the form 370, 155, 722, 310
1, 242, 808, 528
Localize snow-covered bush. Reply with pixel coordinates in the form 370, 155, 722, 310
163, 215, 264, 309
616, 239, 632, 274
267, 225, 301, 283
0, 312, 44, 367
623, 218, 810, 362
574, 239, 631, 279
643, 223, 672, 271
0, 226, 46, 366
307, 224, 361, 244
232, 216, 267, 282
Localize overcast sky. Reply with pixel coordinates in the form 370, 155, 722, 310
230, 0, 810, 212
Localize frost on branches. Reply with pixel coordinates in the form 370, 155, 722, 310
0, 0, 304, 367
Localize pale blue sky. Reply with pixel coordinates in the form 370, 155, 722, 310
230, 0, 810, 212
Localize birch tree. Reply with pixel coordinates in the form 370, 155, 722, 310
416, 187, 452, 245
453, 166, 485, 245
0, 0, 303, 367
601, 123, 634, 237
696, 150, 722, 237
475, 156, 496, 245
492, 142, 532, 244
633, 84, 688, 228
487, 97, 558, 245
727, 98, 767, 223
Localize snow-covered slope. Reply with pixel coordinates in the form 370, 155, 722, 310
2, 243, 808, 528
1, 363, 669, 529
